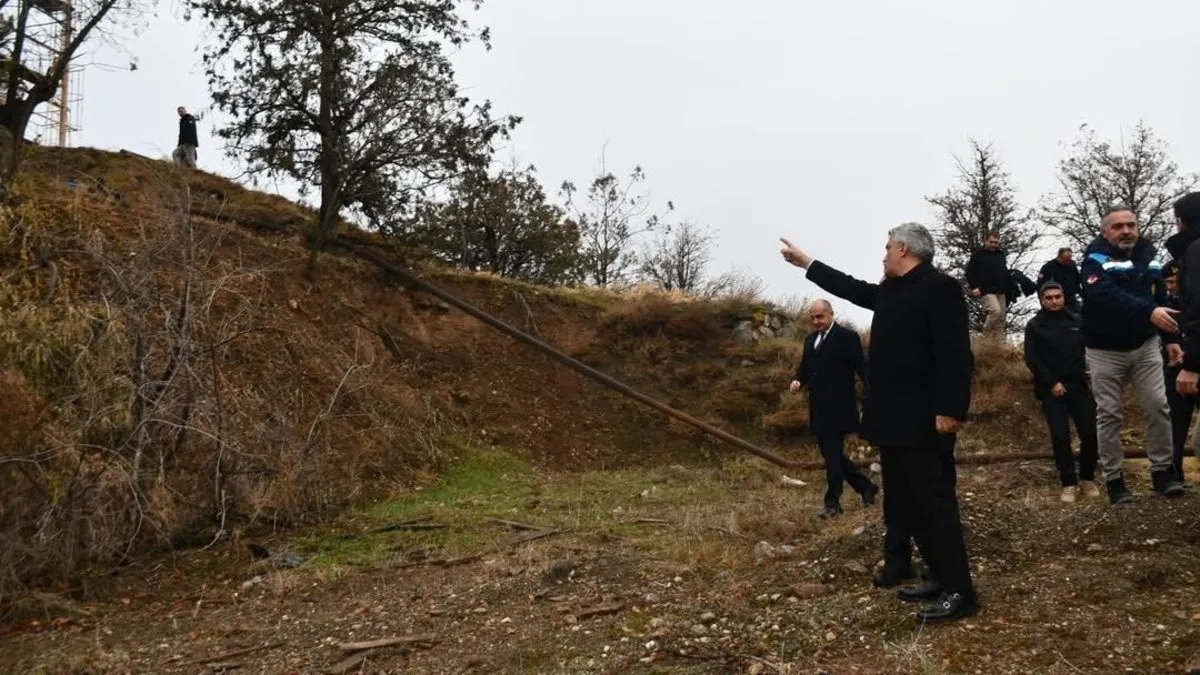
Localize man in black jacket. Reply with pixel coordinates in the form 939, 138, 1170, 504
173, 106, 200, 168
1161, 262, 1195, 482
966, 232, 1009, 339
1167, 193, 1200, 478
1080, 206, 1183, 504
790, 299, 879, 518
780, 222, 977, 624
1023, 281, 1099, 501
1038, 247, 1081, 310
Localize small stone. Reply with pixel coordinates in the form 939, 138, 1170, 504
747, 663, 766, 675
700, 611, 717, 622
851, 526, 866, 536
1087, 544, 1103, 552
691, 624, 708, 636
650, 618, 667, 629
825, 631, 836, 642
753, 541, 776, 559
843, 561, 870, 575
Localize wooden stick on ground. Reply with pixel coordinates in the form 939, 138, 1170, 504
338, 633, 438, 652
488, 517, 543, 531
179, 641, 286, 667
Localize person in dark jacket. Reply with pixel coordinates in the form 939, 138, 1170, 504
1080, 205, 1184, 504
1161, 261, 1196, 482
780, 222, 977, 624
1023, 281, 1099, 501
790, 300, 879, 518
1166, 193, 1200, 478
1038, 247, 1081, 310
173, 106, 200, 168
966, 232, 1009, 338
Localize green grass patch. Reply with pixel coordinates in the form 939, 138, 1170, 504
296, 446, 536, 569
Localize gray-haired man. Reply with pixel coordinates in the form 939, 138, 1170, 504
780, 223, 977, 624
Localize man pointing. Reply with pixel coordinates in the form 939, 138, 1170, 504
779, 223, 977, 624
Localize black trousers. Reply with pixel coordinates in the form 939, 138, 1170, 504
1040, 385, 1099, 486
1166, 364, 1198, 480
816, 433, 875, 508
883, 522, 914, 574
880, 440, 960, 576
880, 435, 973, 593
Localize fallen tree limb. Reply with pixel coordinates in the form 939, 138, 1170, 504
488, 518, 542, 531
575, 601, 625, 620
338, 634, 438, 652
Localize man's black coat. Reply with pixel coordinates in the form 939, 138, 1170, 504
794, 322, 866, 437
805, 261, 973, 448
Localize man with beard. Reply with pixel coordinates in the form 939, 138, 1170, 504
966, 232, 1009, 338
1080, 206, 1183, 503
779, 222, 977, 623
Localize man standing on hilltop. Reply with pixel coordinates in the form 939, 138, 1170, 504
173, 106, 200, 169
966, 231, 1009, 339
1023, 281, 1099, 502
789, 299, 879, 519
1037, 247, 1081, 311
779, 223, 977, 624
1080, 205, 1184, 504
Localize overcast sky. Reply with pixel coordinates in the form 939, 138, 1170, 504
70, 0, 1200, 326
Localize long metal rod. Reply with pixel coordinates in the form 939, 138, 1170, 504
191, 207, 1166, 473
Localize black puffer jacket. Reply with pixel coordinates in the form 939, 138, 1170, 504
1023, 308, 1086, 399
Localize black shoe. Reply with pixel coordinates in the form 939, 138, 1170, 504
897, 580, 943, 602
872, 566, 916, 588
1152, 469, 1185, 498
1106, 476, 1134, 505
916, 590, 979, 624
861, 483, 880, 507
817, 505, 842, 519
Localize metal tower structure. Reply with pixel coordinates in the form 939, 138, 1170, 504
22, 0, 82, 146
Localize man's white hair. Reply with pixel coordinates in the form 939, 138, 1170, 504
888, 222, 935, 262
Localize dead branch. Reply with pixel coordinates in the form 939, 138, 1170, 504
511, 290, 540, 337
488, 518, 542, 531
574, 601, 625, 620
338, 634, 438, 652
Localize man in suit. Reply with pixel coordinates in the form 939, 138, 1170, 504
789, 299, 879, 519
779, 222, 977, 623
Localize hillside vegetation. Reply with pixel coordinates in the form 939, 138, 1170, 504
0, 148, 1021, 592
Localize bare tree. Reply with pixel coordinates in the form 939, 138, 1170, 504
928, 139, 1044, 333
638, 221, 714, 292
0, 0, 147, 200
1039, 122, 1198, 249
562, 150, 672, 287
187, 0, 517, 278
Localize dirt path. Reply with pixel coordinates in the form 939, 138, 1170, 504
4, 452, 1200, 674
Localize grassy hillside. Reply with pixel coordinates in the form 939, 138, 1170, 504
2, 146, 1043, 598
